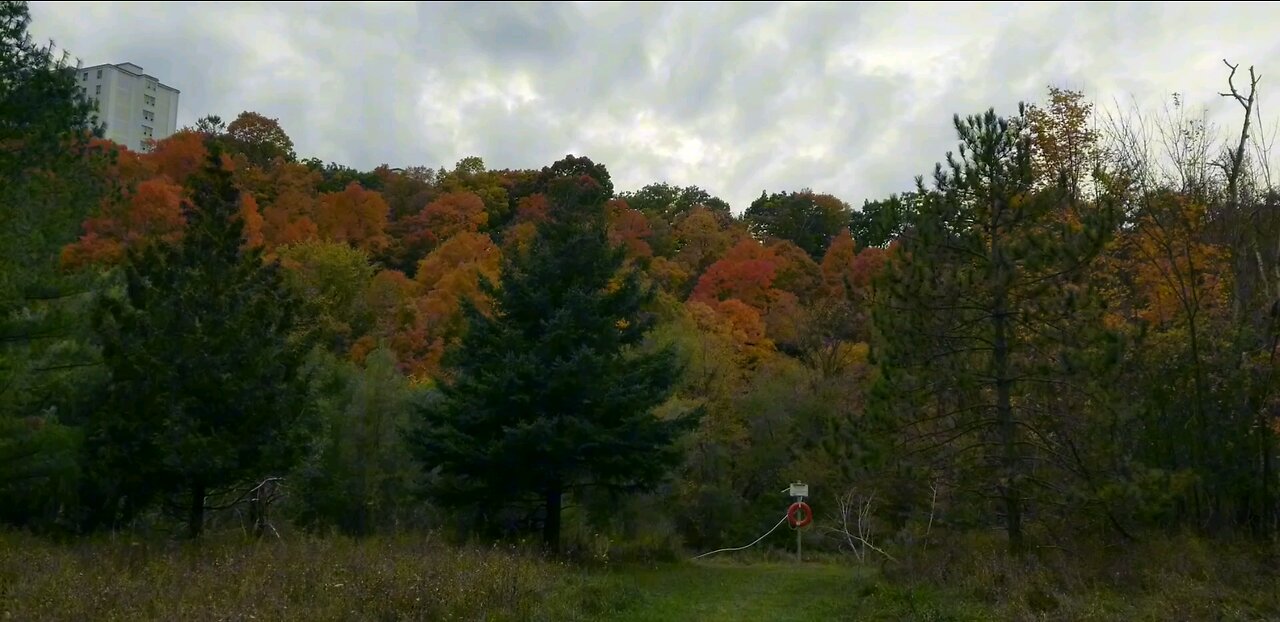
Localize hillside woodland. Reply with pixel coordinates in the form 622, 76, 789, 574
6, 0, 1280, 577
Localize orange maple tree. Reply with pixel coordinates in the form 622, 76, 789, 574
239, 192, 265, 249
391, 190, 489, 267
407, 231, 503, 377
145, 130, 209, 186
765, 239, 822, 301
251, 163, 323, 249
315, 182, 390, 253
820, 228, 888, 301
351, 269, 420, 372
1129, 194, 1230, 328
607, 199, 654, 259
61, 177, 186, 268
690, 239, 779, 309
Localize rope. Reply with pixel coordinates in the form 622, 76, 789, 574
692, 514, 789, 559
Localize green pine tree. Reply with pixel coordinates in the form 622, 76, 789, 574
871, 108, 1118, 554
88, 147, 314, 538
410, 169, 692, 553
0, 0, 110, 528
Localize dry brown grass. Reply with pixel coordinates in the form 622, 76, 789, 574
0, 531, 629, 621
864, 531, 1280, 620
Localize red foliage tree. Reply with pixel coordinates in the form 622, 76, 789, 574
607, 199, 653, 259
390, 190, 488, 269
515, 193, 550, 223
690, 239, 779, 309
315, 182, 390, 252
61, 177, 185, 268
144, 130, 208, 186
821, 228, 887, 301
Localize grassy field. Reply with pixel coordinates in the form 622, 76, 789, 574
602, 561, 864, 621
3, 531, 1279, 620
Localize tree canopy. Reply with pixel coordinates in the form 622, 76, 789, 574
410, 165, 691, 552
87, 147, 314, 538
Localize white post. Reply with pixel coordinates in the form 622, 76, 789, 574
796, 521, 802, 563
788, 481, 808, 563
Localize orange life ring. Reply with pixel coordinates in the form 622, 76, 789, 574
787, 501, 812, 528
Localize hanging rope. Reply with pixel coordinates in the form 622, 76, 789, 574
692, 513, 789, 559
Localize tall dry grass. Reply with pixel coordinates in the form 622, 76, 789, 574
866, 531, 1280, 620
0, 531, 632, 621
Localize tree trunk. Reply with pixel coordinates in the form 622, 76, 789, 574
1186, 312, 1211, 527
188, 482, 206, 540
993, 295, 1023, 555
1262, 413, 1274, 537
250, 479, 272, 539
543, 481, 563, 555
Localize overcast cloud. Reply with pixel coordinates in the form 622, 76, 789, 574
29, 1, 1280, 211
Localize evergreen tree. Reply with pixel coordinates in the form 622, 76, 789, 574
871, 108, 1117, 554
0, 0, 108, 528
410, 169, 691, 552
88, 147, 313, 538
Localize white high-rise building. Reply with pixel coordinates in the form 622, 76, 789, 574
75, 62, 179, 152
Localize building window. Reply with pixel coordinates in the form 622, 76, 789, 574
96, 69, 102, 79
143, 110, 154, 122
82, 72, 87, 81
95, 85, 101, 95
144, 94, 155, 106
142, 125, 153, 138
147, 80, 157, 91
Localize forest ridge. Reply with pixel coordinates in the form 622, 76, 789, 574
5, 0, 1280, 570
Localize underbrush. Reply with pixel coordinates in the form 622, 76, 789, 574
856, 531, 1280, 620
0, 531, 636, 621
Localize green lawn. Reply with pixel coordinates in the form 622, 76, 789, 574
590, 544, 1280, 622
602, 561, 869, 622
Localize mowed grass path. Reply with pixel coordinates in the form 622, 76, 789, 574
603, 561, 869, 622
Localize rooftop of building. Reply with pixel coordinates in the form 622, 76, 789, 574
78, 62, 180, 94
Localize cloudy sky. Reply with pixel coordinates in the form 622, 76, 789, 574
29, 1, 1280, 211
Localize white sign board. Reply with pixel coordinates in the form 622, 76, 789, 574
789, 482, 809, 498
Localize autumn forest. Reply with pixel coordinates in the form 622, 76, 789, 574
5, 1, 1280, 618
